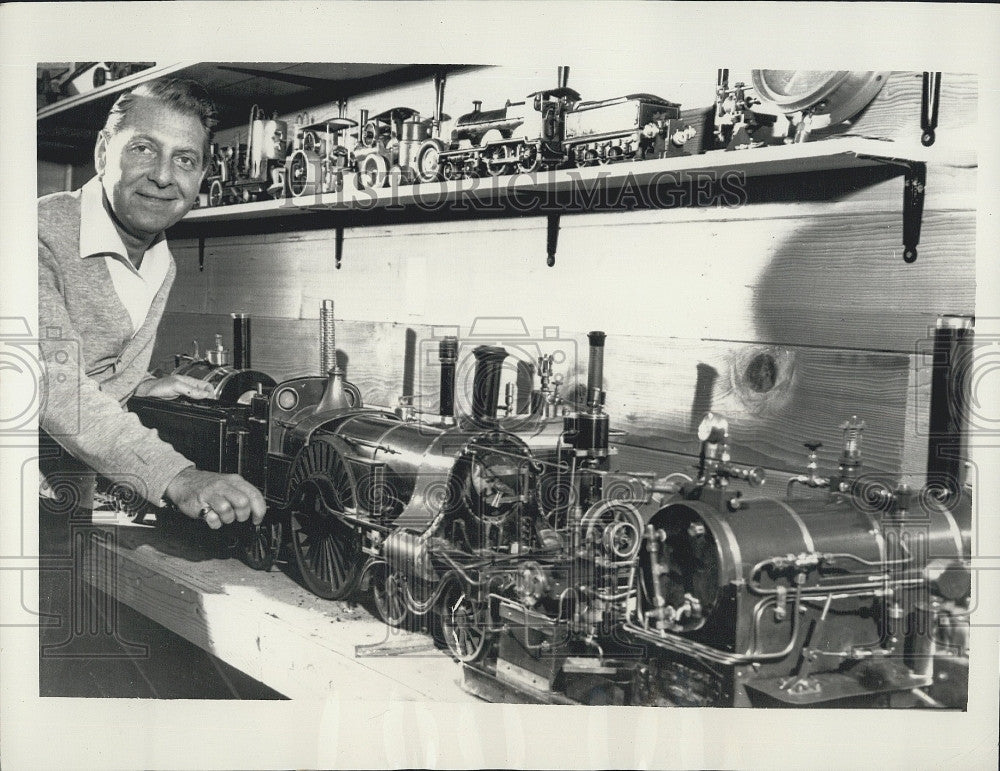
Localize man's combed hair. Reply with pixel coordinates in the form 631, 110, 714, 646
103, 77, 219, 162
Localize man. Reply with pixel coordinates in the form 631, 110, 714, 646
38, 77, 265, 530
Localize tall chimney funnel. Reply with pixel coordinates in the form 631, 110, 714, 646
232, 312, 251, 369
586, 331, 606, 412
315, 299, 352, 413
439, 336, 458, 422
928, 315, 974, 496
471, 346, 507, 427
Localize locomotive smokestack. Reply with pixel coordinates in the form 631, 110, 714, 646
439, 336, 458, 422
472, 100, 482, 113
928, 315, 974, 496
433, 72, 446, 129
558, 66, 570, 89
316, 299, 352, 413
586, 331, 606, 412
359, 108, 369, 127
471, 345, 507, 427
232, 312, 251, 369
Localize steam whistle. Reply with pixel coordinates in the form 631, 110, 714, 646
695, 412, 764, 488
536, 354, 566, 418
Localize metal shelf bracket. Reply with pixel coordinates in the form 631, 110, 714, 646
857, 154, 927, 264
546, 214, 560, 267
902, 162, 927, 263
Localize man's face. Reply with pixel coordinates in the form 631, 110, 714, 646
95, 97, 208, 241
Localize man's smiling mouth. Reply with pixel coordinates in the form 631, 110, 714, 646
137, 192, 176, 202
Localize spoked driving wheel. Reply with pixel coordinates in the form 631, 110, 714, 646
440, 581, 490, 663
289, 481, 363, 599
207, 179, 224, 207
236, 517, 283, 572
370, 561, 410, 627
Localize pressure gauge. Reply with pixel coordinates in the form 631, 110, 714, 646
750, 70, 890, 126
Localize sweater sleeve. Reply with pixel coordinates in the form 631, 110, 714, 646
38, 239, 194, 504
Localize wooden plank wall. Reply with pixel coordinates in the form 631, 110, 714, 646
153, 69, 976, 489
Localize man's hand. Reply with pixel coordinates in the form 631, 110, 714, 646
165, 467, 267, 529
134, 374, 216, 400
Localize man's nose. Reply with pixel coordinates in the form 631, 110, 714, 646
148, 154, 174, 187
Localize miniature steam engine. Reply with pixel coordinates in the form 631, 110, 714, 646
123, 305, 970, 709
435, 69, 695, 179
202, 106, 288, 206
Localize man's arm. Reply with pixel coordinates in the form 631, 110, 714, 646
38, 241, 264, 526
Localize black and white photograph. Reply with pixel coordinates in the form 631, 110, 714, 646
2, 2, 999, 768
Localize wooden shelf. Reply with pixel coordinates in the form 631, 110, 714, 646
171, 138, 976, 266
181, 137, 965, 225
80, 517, 474, 702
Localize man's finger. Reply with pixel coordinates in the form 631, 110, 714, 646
200, 506, 223, 530
206, 496, 236, 524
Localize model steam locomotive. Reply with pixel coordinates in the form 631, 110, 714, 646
118, 306, 970, 708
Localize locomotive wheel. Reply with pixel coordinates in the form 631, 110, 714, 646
518, 145, 540, 173
440, 581, 490, 663
484, 146, 512, 177
289, 483, 363, 599
241, 187, 254, 203
441, 160, 460, 181
415, 141, 442, 183
288, 149, 318, 197
207, 179, 224, 207
370, 562, 410, 627
236, 517, 284, 572
358, 154, 389, 189
575, 148, 599, 168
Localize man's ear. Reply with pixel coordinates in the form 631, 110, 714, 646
94, 130, 109, 177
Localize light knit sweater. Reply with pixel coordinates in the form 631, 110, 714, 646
38, 188, 193, 506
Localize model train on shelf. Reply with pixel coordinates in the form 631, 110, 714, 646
107, 306, 969, 708
194, 68, 903, 207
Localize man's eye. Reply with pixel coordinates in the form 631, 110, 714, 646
131, 144, 153, 154
176, 156, 196, 170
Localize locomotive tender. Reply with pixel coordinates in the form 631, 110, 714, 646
124, 305, 970, 708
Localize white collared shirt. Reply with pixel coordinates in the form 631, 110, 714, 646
78, 176, 172, 333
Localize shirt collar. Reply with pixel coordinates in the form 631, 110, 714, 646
78, 176, 170, 274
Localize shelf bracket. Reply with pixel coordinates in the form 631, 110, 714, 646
335, 226, 344, 270
546, 214, 560, 267
857, 154, 927, 264
198, 235, 205, 272
921, 72, 942, 147
903, 162, 926, 264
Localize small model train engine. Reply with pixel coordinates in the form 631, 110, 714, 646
202, 106, 288, 206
